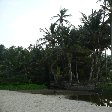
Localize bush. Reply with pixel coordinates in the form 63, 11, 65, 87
96, 83, 112, 94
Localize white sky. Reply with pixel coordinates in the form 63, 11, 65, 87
0, 0, 101, 49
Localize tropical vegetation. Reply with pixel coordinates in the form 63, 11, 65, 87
0, 1, 112, 90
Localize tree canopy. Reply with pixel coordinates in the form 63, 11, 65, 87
0, 5, 112, 86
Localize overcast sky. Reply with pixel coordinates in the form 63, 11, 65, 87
0, 0, 101, 48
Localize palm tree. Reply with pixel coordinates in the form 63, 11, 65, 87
39, 23, 58, 83
98, 0, 112, 60
51, 8, 71, 26
39, 23, 58, 48
80, 9, 110, 81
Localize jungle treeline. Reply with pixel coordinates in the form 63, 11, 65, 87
0, 0, 112, 85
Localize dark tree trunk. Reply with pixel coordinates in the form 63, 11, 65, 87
76, 57, 79, 83
89, 56, 94, 81
50, 60, 57, 83
67, 53, 73, 83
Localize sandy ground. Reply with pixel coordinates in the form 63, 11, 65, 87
0, 90, 112, 112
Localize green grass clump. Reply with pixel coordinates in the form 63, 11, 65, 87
96, 83, 112, 94
0, 84, 47, 90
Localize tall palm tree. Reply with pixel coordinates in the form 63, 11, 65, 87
39, 23, 60, 83
98, 0, 112, 60
80, 9, 110, 81
52, 8, 71, 26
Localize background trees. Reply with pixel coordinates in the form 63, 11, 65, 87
0, 6, 111, 85
80, 9, 110, 81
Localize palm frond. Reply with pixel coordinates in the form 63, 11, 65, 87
81, 13, 89, 24
63, 14, 72, 17
56, 19, 60, 23
40, 28, 50, 35
51, 16, 58, 20
57, 14, 61, 17
64, 19, 70, 24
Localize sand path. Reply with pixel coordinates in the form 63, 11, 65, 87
0, 90, 111, 112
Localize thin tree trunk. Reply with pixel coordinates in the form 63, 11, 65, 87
68, 61, 73, 83
24, 65, 29, 83
76, 57, 79, 83
110, 2, 112, 61
96, 50, 101, 81
95, 50, 99, 81
89, 56, 94, 81
67, 53, 73, 83
50, 60, 57, 83
105, 49, 107, 77
96, 55, 99, 80
111, 13, 112, 61
97, 63, 100, 81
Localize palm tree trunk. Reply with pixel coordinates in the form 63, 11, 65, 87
76, 57, 79, 83
109, 1, 112, 61
96, 50, 101, 81
96, 54, 99, 81
68, 60, 73, 83
97, 63, 100, 81
94, 49, 99, 81
111, 13, 112, 61
50, 60, 57, 83
105, 49, 107, 76
89, 56, 94, 81
67, 53, 73, 83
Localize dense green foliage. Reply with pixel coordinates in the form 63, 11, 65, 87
96, 83, 112, 94
0, 45, 49, 84
0, 1, 112, 87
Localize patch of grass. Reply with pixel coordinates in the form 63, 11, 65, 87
96, 83, 112, 95
0, 84, 47, 90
